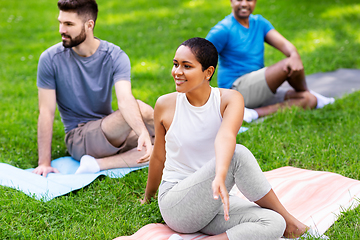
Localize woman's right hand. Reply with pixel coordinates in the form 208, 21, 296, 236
140, 196, 150, 205
212, 177, 230, 221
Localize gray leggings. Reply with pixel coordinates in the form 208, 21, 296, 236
158, 144, 286, 240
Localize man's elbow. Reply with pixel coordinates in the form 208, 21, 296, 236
38, 108, 55, 122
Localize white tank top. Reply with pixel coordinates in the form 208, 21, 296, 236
162, 87, 222, 182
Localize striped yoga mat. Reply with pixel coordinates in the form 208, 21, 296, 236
115, 167, 360, 240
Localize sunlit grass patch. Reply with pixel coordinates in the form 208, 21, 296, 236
321, 4, 360, 19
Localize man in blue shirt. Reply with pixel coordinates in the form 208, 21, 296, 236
207, 0, 334, 122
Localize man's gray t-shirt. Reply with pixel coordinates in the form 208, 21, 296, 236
37, 39, 131, 133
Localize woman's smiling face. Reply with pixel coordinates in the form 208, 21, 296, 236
172, 45, 210, 93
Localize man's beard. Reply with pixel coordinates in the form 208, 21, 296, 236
62, 26, 86, 48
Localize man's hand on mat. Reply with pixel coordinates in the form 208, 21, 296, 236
32, 164, 59, 177
136, 132, 153, 163
212, 177, 230, 221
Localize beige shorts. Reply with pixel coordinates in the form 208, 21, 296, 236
65, 119, 137, 161
231, 68, 286, 108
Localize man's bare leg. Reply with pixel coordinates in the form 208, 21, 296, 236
101, 100, 154, 147
243, 90, 317, 122
244, 61, 335, 123
75, 100, 154, 174
101, 110, 132, 147
242, 58, 312, 123
254, 90, 317, 118
75, 146, 150, 174
96, 146, 151, 170
265, 58, 308, 93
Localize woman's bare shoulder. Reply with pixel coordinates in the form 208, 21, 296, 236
155, 92, 178, 130
218, 88, 244, 116
156, 92, 177, 106
154, 92, 177, 113
219, 88, 243, 103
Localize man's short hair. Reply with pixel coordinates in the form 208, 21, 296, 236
58, 0, 98, 25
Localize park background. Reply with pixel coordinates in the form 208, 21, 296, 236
0, 0, 360, 239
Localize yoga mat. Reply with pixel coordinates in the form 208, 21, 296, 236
115, 167, 360, 240
0, 157, 147, 201
279, 68, 360, 98
238, 126, 248, 134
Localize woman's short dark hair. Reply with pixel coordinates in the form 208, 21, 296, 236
58, 0, 98, 26
179, 37, 218, 81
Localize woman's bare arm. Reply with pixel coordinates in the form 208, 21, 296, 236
212, 89, 245, 220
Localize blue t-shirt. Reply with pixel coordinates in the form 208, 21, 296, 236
206, 14, 274, 89
37, 39, 131, 133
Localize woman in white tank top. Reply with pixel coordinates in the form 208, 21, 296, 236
141, 38, 308, 240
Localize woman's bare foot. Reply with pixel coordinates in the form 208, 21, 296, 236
283, 215, 309, 238
254, 189, 309, 239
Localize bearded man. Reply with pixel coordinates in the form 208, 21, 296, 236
33, 0, 154, 177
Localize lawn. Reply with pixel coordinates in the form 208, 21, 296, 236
0, 0, 360, 239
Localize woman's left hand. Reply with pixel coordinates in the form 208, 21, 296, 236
212, 177, 229, 221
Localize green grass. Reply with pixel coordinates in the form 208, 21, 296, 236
0, 0, 360, 239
